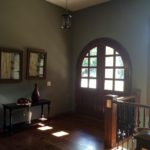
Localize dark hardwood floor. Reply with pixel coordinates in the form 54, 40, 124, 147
0, 115, 105, 150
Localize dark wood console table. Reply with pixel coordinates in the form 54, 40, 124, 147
3, 99, 51, 134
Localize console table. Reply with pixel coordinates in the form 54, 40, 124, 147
3, 99, 51, 134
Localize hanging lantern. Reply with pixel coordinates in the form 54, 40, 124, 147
61, 0, 72, 29
61, 11, 72, 29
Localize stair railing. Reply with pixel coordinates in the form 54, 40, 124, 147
104, 95, 150, 149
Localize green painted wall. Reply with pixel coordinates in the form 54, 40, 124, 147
0, 0, 150, 128
0, 0, 73, 126
71, 0, 150, 106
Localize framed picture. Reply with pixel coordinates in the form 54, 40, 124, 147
26, 48, 47, 79
0, 48, 23, 82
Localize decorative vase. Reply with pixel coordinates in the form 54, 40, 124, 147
31, 83, 40, 103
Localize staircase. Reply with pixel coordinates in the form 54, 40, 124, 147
104, 95, 150, 150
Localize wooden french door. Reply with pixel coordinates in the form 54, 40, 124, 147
76, 38, 131, 119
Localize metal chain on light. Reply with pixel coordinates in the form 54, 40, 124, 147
66, 0, 68, 11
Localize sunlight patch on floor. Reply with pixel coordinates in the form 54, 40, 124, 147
39, 117, 47, 121
38, 123, 45, 126
112, 147, 127, 150
52, 131, 69, 137
37, 126, 53, 131
76, 137, 100, 150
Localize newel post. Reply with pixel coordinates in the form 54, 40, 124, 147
104, 94, 118, 148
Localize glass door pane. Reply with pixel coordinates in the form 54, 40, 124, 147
81, 79, 88, 88
105, 69, 113, 78
89, 79, 96, 89
104, 80, 113, 90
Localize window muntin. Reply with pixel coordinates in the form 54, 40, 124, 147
105, 46, 114, 55
104, 46, 125, 92
82, 58, 88, 67
81, 78, 88, 88
89, 79, 97, 89
90, 47, 97, 56
114, 81, 124, 91
89, 68, 96, 77
80, 44, 126, 92
105, 69, 113, 78
115, 56, 124, 66
80, 47, 97, 89
81, 68, 88, 77
90, 57, 97, 67
115, 69, 124, 79
104, 80, 113, 90
105, 57, 114, 67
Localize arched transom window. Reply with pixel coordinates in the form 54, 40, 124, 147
78, 38, 131, 94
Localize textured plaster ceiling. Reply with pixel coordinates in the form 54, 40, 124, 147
45, 0, 111, 11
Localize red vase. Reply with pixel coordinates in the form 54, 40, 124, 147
31, 83, 40, 103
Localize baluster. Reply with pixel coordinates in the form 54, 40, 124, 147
149, 108, 150, 128
143, 107, 146, 128
131, 135, 135, 150
118, 103, 123, 149
117, 103, 124, 150
117, 103, 121, 132
131, 105, 137, 150
126, 130, 129, 150
122, 103, 126, 131
127, 103, 134, 150
126, 104, 130, 150
130, 104, 134, 134
124, 104, 127, 132
121, 130, 126, 150
117, 103, 120, 149
137, 106, 140, 128
117, 129, 121, 149
122, 104, 128, 150
120, 103, 124, 131
134, 105, 138, 133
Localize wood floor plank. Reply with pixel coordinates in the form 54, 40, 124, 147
0, 115, 105, 150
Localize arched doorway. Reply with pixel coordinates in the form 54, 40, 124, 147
76, 38, 132, 119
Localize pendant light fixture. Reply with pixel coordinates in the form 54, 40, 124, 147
61, 0, 72, 29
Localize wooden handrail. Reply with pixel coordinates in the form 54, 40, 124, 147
114, 96, 150, 109
116, 96, 136, 101
105, 94, 150, 149
114, 96, 150, 149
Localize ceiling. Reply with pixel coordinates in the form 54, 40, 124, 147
45, 0, 111, 12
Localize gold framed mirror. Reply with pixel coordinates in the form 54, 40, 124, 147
26, 48, 47, 79
0, 48, 23, 82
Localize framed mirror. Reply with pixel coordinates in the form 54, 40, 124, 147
26, 48, 47, 79
0, 48, 23, 82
